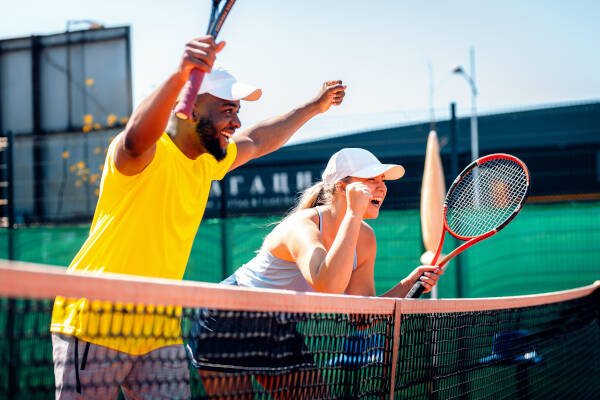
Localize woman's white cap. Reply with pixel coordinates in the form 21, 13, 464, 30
322, 148, 405, 184
197, 64, 262, 101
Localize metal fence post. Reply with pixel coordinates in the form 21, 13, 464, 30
450, 103, 464, 298
220, 177, 229, 280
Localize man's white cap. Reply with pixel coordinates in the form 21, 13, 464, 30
197, 64, 262, 101
322, 148, 405, 184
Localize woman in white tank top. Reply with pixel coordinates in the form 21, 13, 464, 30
189, 148, 444, 397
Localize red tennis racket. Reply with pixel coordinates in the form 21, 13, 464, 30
406, 153, 530, 298
174, 0, 237, 120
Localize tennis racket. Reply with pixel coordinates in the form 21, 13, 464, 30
174, 0, 237, 120
406, 153, 530, 298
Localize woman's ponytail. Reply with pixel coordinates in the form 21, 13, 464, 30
286, 180, 336, 216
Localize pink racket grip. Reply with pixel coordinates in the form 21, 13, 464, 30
174, 68, 205, 120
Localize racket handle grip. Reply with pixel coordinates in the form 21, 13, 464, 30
174, 68, 205, 120
405, 281, 426, 299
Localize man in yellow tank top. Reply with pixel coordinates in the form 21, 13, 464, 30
50, 35, 346, 399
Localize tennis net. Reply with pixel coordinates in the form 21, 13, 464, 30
1, 260, 598, 399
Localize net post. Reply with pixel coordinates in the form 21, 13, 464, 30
389, 299, 402, 400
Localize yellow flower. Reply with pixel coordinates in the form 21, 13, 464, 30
77, 161, 85, 169
107, 114, 118, 126
85, 78, 95, 86
83, 114, 93, 126
62, 151, 70, 159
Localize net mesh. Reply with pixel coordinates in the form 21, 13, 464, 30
1, 261, 598, 399
446, 157, 529, 238
396, 294, 600, 399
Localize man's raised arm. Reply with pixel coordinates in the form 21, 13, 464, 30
229, 80, 346, 171
115, 37, 225, 176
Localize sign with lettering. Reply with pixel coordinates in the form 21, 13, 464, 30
205, 164, 322, 216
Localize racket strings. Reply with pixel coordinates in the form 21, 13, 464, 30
450, 161, 525, 234
447, 158, 528, 238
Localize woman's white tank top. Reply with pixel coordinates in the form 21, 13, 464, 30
233, 207, 358, 292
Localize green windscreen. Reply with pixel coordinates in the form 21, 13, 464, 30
0, 201, 598, 298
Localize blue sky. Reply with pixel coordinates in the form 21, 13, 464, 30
2, 0, 599, 143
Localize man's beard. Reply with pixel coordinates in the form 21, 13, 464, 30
195, 118, 227, 161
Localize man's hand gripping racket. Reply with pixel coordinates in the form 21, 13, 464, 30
174, 0, 237, 120
406, 153, 530, 298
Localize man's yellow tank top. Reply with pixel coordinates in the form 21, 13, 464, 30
50, 133, 237, 355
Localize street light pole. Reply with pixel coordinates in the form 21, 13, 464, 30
428, 60, 436, 132
469, 47, 478, 161
452, 47, 479, 161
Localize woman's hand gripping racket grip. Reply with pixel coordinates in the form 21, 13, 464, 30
174, 69, 204, 120
405, 256, 445, 299
404, 232, 491, 298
